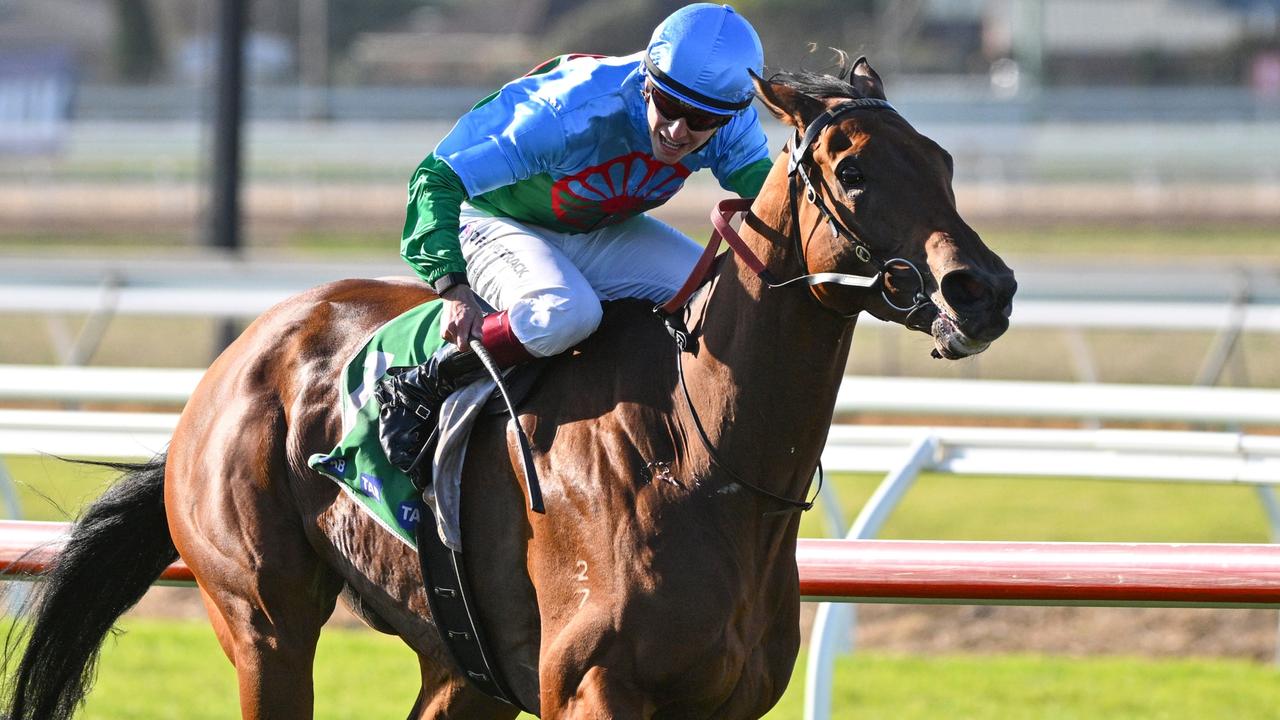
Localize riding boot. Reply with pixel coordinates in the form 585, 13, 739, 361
374, 310, 534, 487
374, 345, 484, 485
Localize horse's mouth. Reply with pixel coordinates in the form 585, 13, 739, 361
874, 296, 992, 359
929, 311, 990, 360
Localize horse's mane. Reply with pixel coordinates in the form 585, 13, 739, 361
765, 49, 865, 101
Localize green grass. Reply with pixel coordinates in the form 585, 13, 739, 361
7, 455, 1270, 543
11, 618, 1267, 719
2, 456, 123, 522
979, 224, 1280, 260
796, 473, 1271, 543
842, 325, 1280, 388
1, 314, 227, 367
12, 619, 427, 720
2, 460, 1276, 718
774, 652, 1280, 719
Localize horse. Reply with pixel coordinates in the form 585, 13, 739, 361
3, 58, 1015, 719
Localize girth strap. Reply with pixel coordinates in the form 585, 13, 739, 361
415, 504, 534, 714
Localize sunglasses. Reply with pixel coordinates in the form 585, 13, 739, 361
646, 85, 733, 131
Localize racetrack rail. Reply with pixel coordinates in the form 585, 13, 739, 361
3, 521, 1279, 608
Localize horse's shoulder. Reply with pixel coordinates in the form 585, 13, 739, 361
594, 298, 672, 346
521, 299, 680, 446
574, 299, 678, 383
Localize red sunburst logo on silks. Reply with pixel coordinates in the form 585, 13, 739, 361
551, 152, 691, 230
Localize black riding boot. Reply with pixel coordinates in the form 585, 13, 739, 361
374, 345, 485, 485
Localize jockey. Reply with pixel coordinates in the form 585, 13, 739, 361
376, 3, 773, 477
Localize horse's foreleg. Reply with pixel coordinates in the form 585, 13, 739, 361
537, 612, 655, 719
405, 653, 520, 720
543, 666, 655, 720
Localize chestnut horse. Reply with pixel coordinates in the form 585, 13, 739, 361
3, 60, 1014, 719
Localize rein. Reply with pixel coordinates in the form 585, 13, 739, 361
672, 346, 823, 514
657, 198, 882, 316
656, 199, 830, 513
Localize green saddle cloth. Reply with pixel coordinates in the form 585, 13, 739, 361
308, 300, 446, 549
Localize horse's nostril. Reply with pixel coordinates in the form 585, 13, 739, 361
940, 270, 990, 312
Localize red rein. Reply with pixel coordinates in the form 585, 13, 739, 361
658, 198, 770, 315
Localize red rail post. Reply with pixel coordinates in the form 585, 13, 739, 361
4, 522, 1280, 607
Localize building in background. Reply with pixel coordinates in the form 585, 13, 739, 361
1, 0, 1276, 95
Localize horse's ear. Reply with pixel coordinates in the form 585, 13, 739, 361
751, 70, 826, 131
850, 56, 887, 101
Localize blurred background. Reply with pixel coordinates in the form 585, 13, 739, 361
3, 1, 1280, 718
1, 0, 1278, 381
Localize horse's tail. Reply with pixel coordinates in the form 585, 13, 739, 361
2, 454, 177, 720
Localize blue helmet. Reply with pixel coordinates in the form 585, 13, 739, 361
644, 3, 763, 115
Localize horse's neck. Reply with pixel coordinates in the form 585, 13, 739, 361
682, 196, 854, 506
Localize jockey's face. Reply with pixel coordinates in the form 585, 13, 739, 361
644, 85, 726, 165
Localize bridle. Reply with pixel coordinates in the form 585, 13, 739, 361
660, 97, 933, 326
781, 97, 932, 326
657, 96, 935, 513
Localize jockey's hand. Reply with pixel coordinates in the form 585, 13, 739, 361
440, 284, 485, 350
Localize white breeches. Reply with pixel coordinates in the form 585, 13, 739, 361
458, 205, 702, 358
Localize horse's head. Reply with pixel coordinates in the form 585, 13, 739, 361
753, 57, 1016, 359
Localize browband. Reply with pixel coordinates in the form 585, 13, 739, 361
787, 98, 896, 175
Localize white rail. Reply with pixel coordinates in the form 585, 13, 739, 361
834, 376, 1280, 425
5, 409, 1275, 483
5, 364, 1280, 420
0, 365, 201, 404
0, 409, 175, 457
804, 425, 1280, 720
3, 282, 1279, 331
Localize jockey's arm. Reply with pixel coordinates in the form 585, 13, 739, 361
401, 153, 468, 289
400, 154, 485, 347
401, 93, 565, 347
402, 92, 565, 290
723, 157, 772, 198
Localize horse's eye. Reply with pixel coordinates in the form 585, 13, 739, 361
837, 160, 864, 188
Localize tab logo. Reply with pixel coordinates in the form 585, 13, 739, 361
396, 501, 422, 533
357, 473, 383, 501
